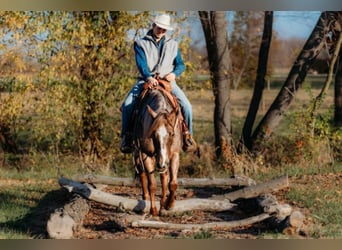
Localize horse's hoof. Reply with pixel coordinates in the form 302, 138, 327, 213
166, 202, 175, 211
159, 208, 168, 216
145, 214, 161, 221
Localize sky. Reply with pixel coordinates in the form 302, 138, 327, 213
273, 11, 321, 39
185, 11, 322, 48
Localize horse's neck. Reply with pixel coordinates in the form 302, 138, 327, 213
146, 90, 170, 113
138, 90, 170, 137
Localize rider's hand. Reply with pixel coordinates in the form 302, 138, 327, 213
147, 77, 158, 89
164, 73, 176, 82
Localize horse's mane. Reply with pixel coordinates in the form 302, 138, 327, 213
134, 88, 174, 139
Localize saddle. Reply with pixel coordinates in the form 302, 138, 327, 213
140, 79, 178, 111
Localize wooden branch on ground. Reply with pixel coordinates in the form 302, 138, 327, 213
56, 175, 301, 234
59, 177, 237, 215
211, 175, 289, 201
131, 213, 271, 230
71, 174, 256, 187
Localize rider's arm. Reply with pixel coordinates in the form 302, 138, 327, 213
134, 41, 152, 81
172, 49, 185, 77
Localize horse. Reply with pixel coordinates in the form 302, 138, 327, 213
132, 84, 182, 216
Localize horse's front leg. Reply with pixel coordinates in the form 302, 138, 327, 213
166, 152, 180, 210
144, 157, 158, 216
159, 170, 169, 214
134, 154, 150, 201
139, 171, 150, 201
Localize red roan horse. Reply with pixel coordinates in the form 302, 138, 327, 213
132, 86, 182, 216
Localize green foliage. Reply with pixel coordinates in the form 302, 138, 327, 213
258, 101, 340, 168
1, 11, 148, 163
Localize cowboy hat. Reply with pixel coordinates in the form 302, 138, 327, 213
151, 14, 174, 31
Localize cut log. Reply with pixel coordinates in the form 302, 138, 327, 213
72, 174, 256, 187
211, 175, 289, 201
59, 177, 237, 215
286, 210, 305, 229
47, 212, 74, 239
254, 194, 304, 234
131, 213, 271, 230
47, 194, 90, 239
257, 194, 292, 219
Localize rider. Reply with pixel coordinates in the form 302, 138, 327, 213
120, 13, 197, 154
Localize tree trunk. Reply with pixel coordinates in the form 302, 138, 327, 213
311, 32, 342, 134
335, 49, 342, 127
199, 11, 232, 158
251, 12, 341, 151
240, 11, 273, 151
0, 122, 18, 154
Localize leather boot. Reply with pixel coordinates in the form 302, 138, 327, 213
120, 134, 133, 154
182, 132, 198, 153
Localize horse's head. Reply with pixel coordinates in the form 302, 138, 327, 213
147, 105, 180, 171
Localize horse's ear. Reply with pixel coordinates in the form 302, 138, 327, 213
147, 105, 157, 118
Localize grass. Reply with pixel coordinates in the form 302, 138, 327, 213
0, 179, 59, 238
250, 160, 342, 239
0, 77, 341, 238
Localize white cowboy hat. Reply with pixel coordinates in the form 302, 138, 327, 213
151, 14, 174, 31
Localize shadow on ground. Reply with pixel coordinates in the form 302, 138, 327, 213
0, 188, 72, 238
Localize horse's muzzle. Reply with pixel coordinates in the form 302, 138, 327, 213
156, 162, 168, 173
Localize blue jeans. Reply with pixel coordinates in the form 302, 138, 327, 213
121, 80, 193, 137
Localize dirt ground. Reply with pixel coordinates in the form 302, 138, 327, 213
3, 172, 340, 239
69, 180, 312, 239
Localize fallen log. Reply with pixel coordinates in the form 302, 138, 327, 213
59, 177, 237, 215
131, 213, 271, 230
71, 174, 256, 187
211, 175, 289, 201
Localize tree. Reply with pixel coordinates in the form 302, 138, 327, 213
240, 11, 273, 151
31, 11, 149, 163
0, 11, 31, 156
251, 11, 342, 151
198, 11, 232, 158
230, 11, 264, 89
335, 48, 342, 127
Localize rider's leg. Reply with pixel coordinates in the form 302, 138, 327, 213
170, 81, 198, 153
170, 81, 193, 135
120, 80, 145, 153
